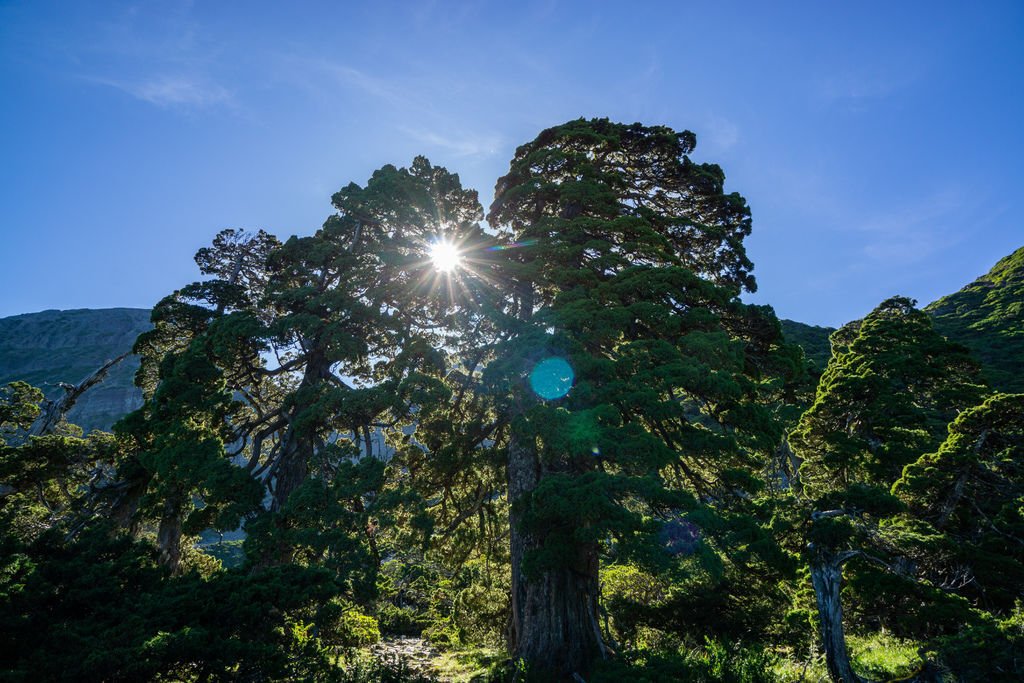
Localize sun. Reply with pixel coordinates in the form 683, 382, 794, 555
429, 238, 462, 273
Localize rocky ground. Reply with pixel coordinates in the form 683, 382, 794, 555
370, 636, 442, 677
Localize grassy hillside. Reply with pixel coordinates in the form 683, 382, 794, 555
0, 308, 151, 431
926, 246, 1024, 393
780, 319, 835, 372
2, 245, 1020, 433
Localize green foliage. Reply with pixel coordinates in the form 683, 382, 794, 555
588, 639, 777, 683
894, 393, 1024, 614
927, 245, 1024, 392
846, 631, 922, 681
0, 381, 42, 434
793, 296, 986, 495
601, 564, 670, 646
0, 383, 124, 547
780, 319, 835, 373
318, 599, 381, 648
374, 553, 509, 649
923, 604, 1024, 681
0, 525, 344, 681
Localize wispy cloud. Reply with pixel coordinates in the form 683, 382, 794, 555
399, 126, 503, 158
816, 63, 921, 108
58, 4, 237, 112
820, 74, 902, 102
87, 74, 231, 108
318, 63, 408, 107
701, 115, 739, 152
855, 188, 964, 266
270, 54, 505, 159
268, 56, 427, 117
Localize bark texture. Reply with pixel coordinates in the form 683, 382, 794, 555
29, 353, 130, 437
270, 352, 329, 513
809, 545, 864, 683
508, 431, 605, 678
156, 496, 183, 574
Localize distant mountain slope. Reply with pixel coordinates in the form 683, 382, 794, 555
2, 248, 1020, 432
780, 319, 835, 372
0, 308, 151, 431
926, 246, 1024, 393
780, 248, 1024, 393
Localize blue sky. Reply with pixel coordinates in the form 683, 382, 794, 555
1, 1, 1021, 327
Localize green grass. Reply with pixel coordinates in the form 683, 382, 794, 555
772, 655, 829, 682
847, 631, 923, 681
430, 646, 506, 682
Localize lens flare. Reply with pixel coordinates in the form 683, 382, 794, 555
529, 357, 574, 400
485, 239, 538, 252
429, 239, 462, 273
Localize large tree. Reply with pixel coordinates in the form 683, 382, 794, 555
793, 296, 985, 496
112, 157, 491, 574
485, 118, 792, 677
790, 297, 988, 682
894, 392, 1024, 613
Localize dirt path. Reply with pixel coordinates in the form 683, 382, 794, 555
370, 636, 441, 678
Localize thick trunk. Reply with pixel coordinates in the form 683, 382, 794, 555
809, 548, 865, 683
270, 435, 311, 513
157, 496, 184, 574
108, 467, 152, 537
508, 431, 605, 678
270, 353, 329, 512
260, 353, 330, 566
255, 429, 312, 567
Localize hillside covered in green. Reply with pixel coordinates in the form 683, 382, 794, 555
926, 246, 1024, 392
779, 319, 834, 371
0, 308, 150, 431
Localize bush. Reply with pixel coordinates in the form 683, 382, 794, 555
925, 605, 1024, 681
318, 598, 381, 647
601, 563, 669, 647
589, 639, 776, 683
339, 652, 438, 683
847, 631, 922, 681
377, 602, 427, 636
453, 582, 508, 647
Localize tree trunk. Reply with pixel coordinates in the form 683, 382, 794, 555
259, 352, 331, 567
270, 434, 311, 513
508, 430, 605, 678
270, 352, 329, 512
157, 495, 183, 574
107, 466, 151, 537
809, 547, 865, 683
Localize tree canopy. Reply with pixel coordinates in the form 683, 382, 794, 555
1, 120, 1021, 683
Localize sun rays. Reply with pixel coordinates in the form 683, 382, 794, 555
428, 238, 462, 273
414, 232, 511, 311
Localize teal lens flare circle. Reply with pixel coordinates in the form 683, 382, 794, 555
529, 357, 574, 400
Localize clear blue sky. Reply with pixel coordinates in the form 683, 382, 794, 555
1, 1, 1021, 327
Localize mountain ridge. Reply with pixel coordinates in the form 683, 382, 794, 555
0, 307, 151, 431
780, 246, 1023, 393
926, 246, 1024, 392
1, 246, 1020, 430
